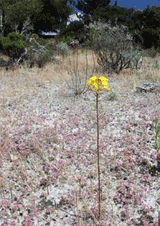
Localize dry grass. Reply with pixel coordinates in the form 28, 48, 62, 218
0, 48, 101, 99
1, 48, 160, 99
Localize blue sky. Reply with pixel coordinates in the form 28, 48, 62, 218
69, 0, 160, 14
110, 0, 160, 11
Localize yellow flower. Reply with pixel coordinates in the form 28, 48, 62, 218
87, 76, 98, 87
101, 85, 109, 92
87, 75, 109, 93
93, 83, 99, 91
99, 76, 108, 81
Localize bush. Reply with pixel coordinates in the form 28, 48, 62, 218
8, 32, 26, 42
26, 51, 51, 68
32, 33, 50, 46
25, 34, 58, 68
26, 46, 52, 68
85, 21, 143, 74
26, 39, 69, 68
56, 42, 70, 56
0, 32, 26, 59
35, 52, 51, 68
56, 35, 74, 45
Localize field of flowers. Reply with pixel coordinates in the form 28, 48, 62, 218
0, 48, 160, 225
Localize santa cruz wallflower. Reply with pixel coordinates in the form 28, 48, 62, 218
87, 75, 109, 220
87, 75, 109, 92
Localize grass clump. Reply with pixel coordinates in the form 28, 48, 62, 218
107, 91, 118, 101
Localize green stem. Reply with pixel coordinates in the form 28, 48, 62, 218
96, 92, 101, 220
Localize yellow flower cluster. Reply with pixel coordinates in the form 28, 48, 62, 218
87, 76, 109, 92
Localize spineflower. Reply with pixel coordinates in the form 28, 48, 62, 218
87, 75, 109, 221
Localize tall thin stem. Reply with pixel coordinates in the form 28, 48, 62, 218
96, 92, 101, 220
157, 154, 160, 173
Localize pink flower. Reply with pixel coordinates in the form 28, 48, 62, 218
11, 221, 16, 226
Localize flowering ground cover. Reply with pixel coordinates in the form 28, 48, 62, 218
0, 49, 160, 225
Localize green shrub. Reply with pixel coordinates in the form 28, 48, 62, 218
8, 32, 26, 42
32, 33, 49, 46
32, 33, 39, 40
56, 35, 74, 44
0, 32, 26, 59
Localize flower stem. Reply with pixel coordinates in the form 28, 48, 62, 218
157, 153, 160, 174
96, 92, 101, 220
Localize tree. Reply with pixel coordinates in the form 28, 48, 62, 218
73, 0, 111, 15
91, 5, 135, 27
0, 0, 75, 35
30, 0, 75, 33
114, 1, 117, 6
126, 5, 160, 49
0, 0, 43, 34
